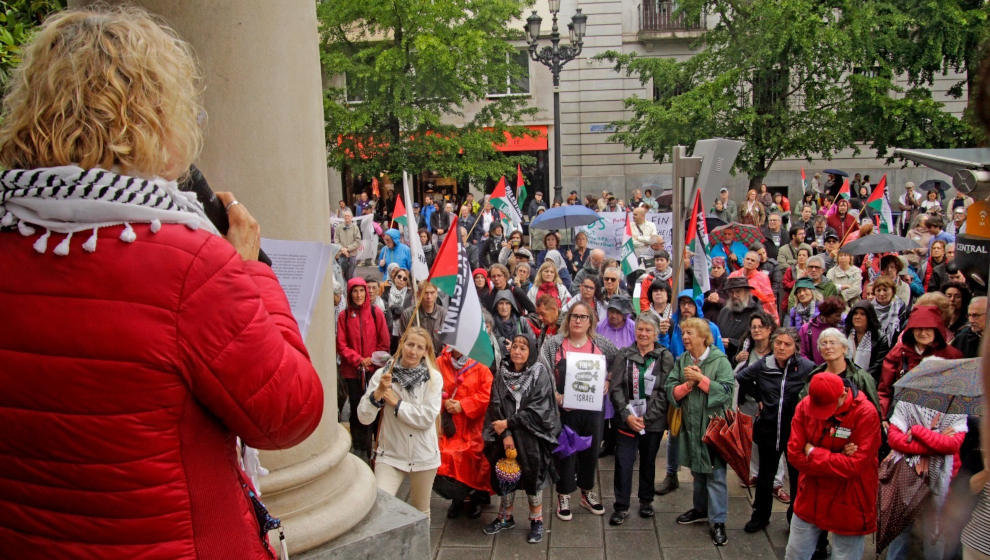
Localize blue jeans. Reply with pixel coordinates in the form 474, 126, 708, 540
785, 515, 866, 560
666, 434, 679, 475
691, 467, 727, 524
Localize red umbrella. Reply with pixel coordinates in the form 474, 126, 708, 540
702, 409, 753, 481
709, 223, 765, 248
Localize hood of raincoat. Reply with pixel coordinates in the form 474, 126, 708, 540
902, 305, 950, 348
493, 289, 519, 315
346, 276, 369, 310
385, 228, 401, 245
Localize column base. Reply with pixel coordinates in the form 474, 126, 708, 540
293, 488, 430, 560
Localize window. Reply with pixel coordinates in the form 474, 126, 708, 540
488, 50, 530, 97
345, 71, 374, 104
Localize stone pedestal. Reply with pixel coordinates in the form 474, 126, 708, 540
69, 0, 378, 553
296, 489, 429, 560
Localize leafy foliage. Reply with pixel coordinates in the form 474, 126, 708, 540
598, 0, 983, 187
318, 0, 537, 184
1, 0, 63, 91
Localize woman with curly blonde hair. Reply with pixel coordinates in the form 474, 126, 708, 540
0, 8, 323, 559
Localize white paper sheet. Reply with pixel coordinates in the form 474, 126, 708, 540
562, 352, 607, 411
259, 237, 333, 340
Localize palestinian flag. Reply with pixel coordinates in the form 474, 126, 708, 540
391, 192, 407, 229
372, 177, 381, 198
490, 176, 523, 233
620, 212, 642, 277
836, 178, 851, 199
516, 164, 528, 210
800, 168, 807, 192
685, 189, 711, 299
428, 216, 496, 366
865, 174, 894, 234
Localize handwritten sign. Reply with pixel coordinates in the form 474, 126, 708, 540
575, 212, 673, 258
562, 352, 607, 411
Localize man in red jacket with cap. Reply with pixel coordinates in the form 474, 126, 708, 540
785, 372, 880, 560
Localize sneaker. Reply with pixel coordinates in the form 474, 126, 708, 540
676, 508, 709, 525
609, 510, 628, 526
580, 490, 605, 515
556, 493, 572, 521
638, 503, 655, 518
773, 486, 792, 504
482, 516, 515, 535
656, 474, 679, 495
527, 519, 544, 543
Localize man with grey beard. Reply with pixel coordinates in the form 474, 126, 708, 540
716, 276, 761, 363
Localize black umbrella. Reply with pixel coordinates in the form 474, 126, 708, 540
823, 169, 849, 177
841, 233, 920, 256
918, 179, 951, 193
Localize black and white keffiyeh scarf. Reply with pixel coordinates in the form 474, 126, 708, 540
389, 359, 431, 391
0, 165, 218, 255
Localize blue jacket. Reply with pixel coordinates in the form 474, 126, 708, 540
378, 228, 412, 273
662, 289, 726, 358
422, 204, 437, 233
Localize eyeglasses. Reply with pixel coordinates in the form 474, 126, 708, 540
604, 277, 618, 283
570, 314, 591, 322
396, 275, 408, 281
807, 265, 823, 270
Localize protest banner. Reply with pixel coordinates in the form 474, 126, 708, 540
562, 352, 607, 411
576, 212, 673, 258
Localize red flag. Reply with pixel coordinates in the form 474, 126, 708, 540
371, 177, 380, 198
516, 164, 524, 188
837, 178, 850, 199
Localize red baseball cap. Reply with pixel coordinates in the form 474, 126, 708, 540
807, 372, 846, 420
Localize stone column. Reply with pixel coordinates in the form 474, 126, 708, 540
70, 0, 377, 553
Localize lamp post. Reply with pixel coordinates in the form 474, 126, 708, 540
525, 2, 587, 204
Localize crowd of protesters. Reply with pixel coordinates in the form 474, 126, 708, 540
332, 179, 988, 559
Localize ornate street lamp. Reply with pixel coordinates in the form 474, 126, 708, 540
526, 4, 587, 203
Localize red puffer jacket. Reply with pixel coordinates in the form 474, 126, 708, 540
788, 388, 881, 536
0, 224, 324, 559
336, 277, 391, 381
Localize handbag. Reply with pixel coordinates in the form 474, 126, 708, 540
440, 410, 457, 438
667, 407, 683, 437
876, 453, 931, 552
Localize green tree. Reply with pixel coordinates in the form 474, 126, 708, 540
318, 0, 537, 185
599, 0, 979, 188
1, 0, 63, 90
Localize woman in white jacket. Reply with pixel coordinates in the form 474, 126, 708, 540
358, 326, 443, 516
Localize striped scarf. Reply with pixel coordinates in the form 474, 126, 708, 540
0, 165, 217, 255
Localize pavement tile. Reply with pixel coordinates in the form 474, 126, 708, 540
715, 529, 775, 559
662, 547, 721, 560
654, 512, 712, 549
492, 524, 549, 560
603, 508, 658, 531
765, 515, 791, 549
435, 546, 492, 560
548, 511, 603, 548
599, 469, 616, 498
431, 528, 442, 559
651, 486, 694, 513
441, 516, 495, 547
548, 548, 603, 560
604, 530, 661, 560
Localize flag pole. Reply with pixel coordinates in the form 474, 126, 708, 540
402, 171, 421, 328
463, 194, 490, 241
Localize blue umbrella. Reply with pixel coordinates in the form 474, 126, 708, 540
529, 204, 602, 230
823, 168, 849, 177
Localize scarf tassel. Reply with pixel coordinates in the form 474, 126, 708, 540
33, 229, 51, 254
53, 232, 72, 256
18, 221, 36, 236
0, 212, 15, 228
82, 228, 99, 253
150, 218, 162, 233
119, 222, 136, 243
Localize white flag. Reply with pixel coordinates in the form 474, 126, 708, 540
403, 171, 430, 281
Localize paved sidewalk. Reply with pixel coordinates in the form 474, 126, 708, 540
425, 449, 878, 560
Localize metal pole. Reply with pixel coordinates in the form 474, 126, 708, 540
553, 84, 562, 204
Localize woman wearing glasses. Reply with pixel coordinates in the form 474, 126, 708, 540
561, 276, 607, 324
539, 302, 618, 522
382, 267, 411, 351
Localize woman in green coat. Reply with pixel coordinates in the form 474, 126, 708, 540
664, 317, 735, 547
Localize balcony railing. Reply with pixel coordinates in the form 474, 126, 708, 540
639, 2, 705, 34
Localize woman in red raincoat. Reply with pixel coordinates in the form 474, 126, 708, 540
435, 345, 494, 518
